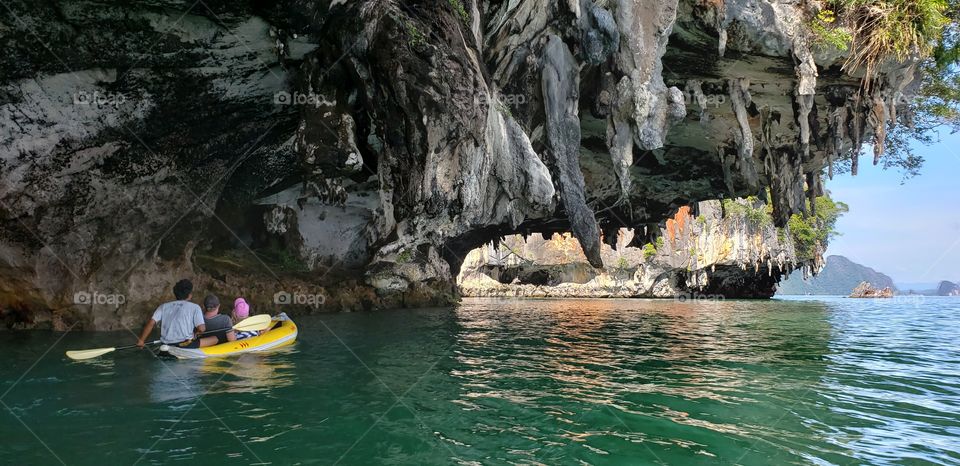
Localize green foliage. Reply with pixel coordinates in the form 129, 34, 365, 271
828, 0, 949, 75
447, 0, 470, 23
616, 256, 630, 269
404, 20, 426, 47
722, 198, 772, 226
746, 208, 769, 226
810, 9, 854, 51
496, 101, 513, 118
642, 243, 657, 259
777, 227, 789, 245
933, 0, 960, 67
276, 249, 302, 271
788, 196, 850, 262
655, 236, 664, 249
721, 198, 739, 214
396, 249, 412, 263
696, 215, 707, 227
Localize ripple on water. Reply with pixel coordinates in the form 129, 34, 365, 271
1, 297, 959, 464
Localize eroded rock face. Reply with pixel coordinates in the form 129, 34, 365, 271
1, 0, 916, 329
458, 200, 797, 299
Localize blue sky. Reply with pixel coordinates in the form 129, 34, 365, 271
825, 132, 960, 289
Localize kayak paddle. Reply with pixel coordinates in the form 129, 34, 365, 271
227, 314, 274, 333
65, 314, 276, 360
66, 340, 160, 361
197, 314, 274, 335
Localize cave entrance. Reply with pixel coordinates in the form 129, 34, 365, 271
454, 231, 641, 289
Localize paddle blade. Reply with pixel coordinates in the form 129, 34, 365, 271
232, 314, 273, 332
65, 347, 117, 360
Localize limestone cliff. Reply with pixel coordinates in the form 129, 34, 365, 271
458, 199, 799, 299
0, 0, 919, 329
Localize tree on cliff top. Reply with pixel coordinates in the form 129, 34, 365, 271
819, 0, 960, 178
788, 196, 849, 263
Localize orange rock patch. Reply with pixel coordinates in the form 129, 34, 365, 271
666, 206, 692, 243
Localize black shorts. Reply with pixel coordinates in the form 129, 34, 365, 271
213, 331, 229, 344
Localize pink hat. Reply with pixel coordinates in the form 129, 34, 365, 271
234, 298, 250, 318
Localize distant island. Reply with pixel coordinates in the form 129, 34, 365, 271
900, 280, 960, 296
777, 255, 896, 296
937, 281, 960, 296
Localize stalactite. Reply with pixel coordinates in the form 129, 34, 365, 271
759, 107, 778, 178
796, 94, 815, 159
729, 78, 758, 189
849, 92, 864, 176
763, 147, 775, 178
806, 172, 817, 216
542, 34, 603, 267
768, 148, 807, 226
603, 225, 619, 250
715, 0, 728, 57
718, 27, 727, 57
718, 147, 735, 194
686, 80, 709, 125
793, 42, 818, 160
607, 119, 634, 203
827, 105, 848, 180
869, 94, 887, 164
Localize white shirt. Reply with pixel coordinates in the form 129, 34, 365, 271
151, 300, 204, 344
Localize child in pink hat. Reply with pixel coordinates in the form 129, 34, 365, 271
232, 297, 261, 340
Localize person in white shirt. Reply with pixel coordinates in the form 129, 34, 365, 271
136, 279, 220, 349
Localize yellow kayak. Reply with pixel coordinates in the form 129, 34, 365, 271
161, 313, 298, 359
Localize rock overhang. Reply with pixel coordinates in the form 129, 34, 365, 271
0, 0, 917, 328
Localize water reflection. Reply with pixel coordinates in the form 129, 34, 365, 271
450, 298, 835, 462
147, 349, 297, 403
198, 349, 297, 395
147, 359, 206, 404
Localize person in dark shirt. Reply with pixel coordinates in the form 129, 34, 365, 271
202, 294, 236, 344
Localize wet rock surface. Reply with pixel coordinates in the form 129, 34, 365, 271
1, 0, 917, 328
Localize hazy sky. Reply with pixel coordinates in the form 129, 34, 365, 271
825, 131, 960, 288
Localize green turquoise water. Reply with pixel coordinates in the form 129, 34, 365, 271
2, 297, 959, 465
